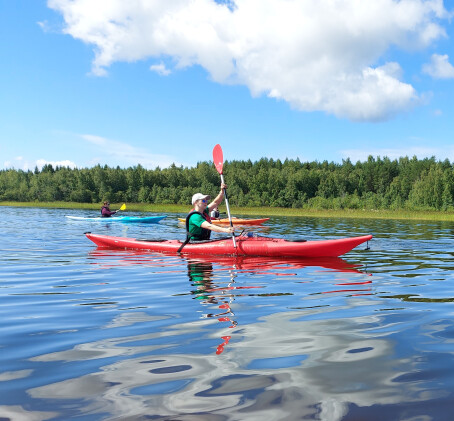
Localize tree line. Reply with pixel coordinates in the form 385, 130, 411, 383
1, 155, 454, 211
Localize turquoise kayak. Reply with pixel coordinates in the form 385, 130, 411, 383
66, 215, 166, 224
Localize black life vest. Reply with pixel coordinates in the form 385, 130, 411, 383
185, 210, 212, 241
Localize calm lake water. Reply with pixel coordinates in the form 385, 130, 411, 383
2, 206, 454, 420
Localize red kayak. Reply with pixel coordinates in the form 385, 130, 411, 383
85, 233, 372, 258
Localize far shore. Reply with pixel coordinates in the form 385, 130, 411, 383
2, 201, 454, 222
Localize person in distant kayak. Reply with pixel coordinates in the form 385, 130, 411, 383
186, 184, 234, 241
210, 206, 220, 219
101, 201, 117, 217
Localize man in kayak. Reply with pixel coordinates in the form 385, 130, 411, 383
186, 185, 234, 241
101, 201, 117, 217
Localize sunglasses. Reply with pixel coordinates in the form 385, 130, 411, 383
201, 199, 207, 203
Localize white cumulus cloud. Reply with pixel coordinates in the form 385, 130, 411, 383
36, 159, 77, 169
2, 157, 77, 171
47, 0, 450, 121
150, 62, 171, 76
422, 53, 454, 78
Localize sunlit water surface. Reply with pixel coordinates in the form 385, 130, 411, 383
1, 206, 454, 420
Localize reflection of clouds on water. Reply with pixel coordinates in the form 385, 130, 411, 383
0, 369, 33, 381
25, 310, 434, 420
0, 405, 56, 421
30, 315, 211, 363
29, 353, 241, 416
104, 312, 168, 329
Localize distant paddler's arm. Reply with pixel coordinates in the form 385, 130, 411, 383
201, 221, 234, 234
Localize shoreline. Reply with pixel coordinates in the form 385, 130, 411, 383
2, 201, 454, 221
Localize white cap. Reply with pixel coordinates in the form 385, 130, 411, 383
192, 193, 210, 205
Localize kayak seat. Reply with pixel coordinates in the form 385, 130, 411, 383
288, 239, 307, 242
187, 236, 232, 244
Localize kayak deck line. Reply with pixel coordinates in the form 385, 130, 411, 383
85, 232, 372, 258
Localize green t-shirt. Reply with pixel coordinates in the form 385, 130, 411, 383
188, 211, 209, 239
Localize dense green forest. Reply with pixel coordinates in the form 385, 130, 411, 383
1, 156, 454, 211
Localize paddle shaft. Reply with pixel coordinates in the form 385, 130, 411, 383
220, 173, 237, 248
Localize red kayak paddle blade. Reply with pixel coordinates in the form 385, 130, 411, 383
213, 144, 224, 174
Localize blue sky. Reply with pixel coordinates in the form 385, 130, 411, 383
1, 0, 454, 171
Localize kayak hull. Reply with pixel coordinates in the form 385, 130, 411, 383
178, 217, 270, 225
66, 215, 166, 223
85, 233, 372, 258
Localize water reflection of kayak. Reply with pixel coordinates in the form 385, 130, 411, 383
178, 217, 270, 225
66, 215, 166, 223
85, 232, 372, 258
185, 254, 366, 273
88, 248, 365, 273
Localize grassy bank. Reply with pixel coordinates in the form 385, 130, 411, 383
2, 201, 454, 221
0, 201, 185, 213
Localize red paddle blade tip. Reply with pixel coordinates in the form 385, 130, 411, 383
213, 144, 224, 174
